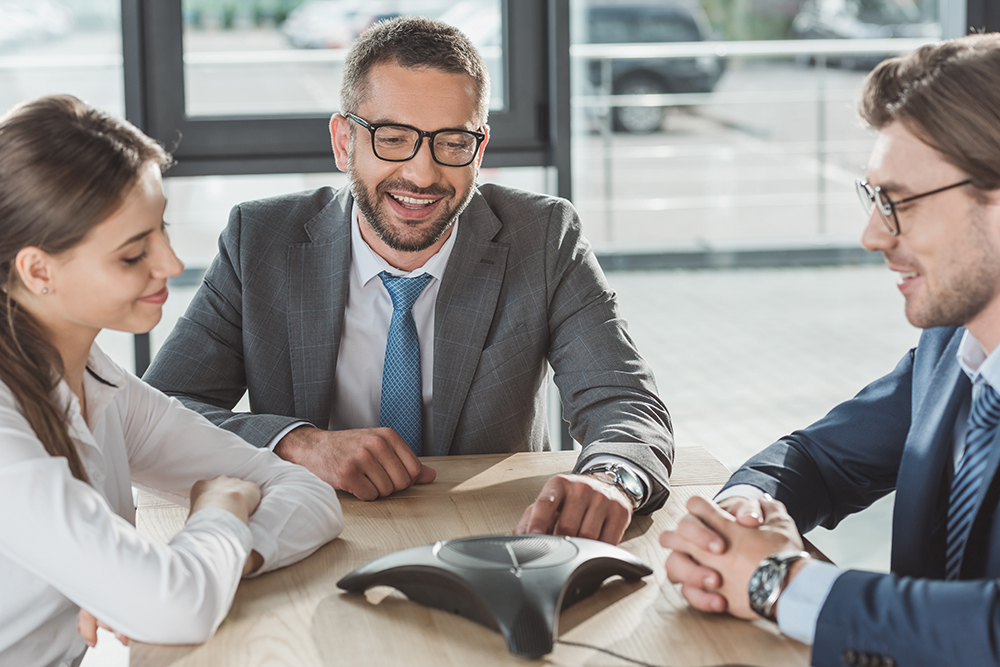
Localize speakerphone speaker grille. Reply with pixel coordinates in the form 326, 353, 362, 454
445, 536, 560, 565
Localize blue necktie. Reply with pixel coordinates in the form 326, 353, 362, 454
378, 271, 433, 456
945, 382, 1000, 580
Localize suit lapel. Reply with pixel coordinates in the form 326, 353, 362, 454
287, 188, 353, 428
892, 340, 968, 577
431, 191, 508, 456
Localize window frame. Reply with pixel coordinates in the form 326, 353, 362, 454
123, 0, 554, 176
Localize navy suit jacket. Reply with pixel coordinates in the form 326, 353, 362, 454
725, 326, 1000, 666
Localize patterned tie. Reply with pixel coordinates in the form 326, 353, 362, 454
378, 271, 433, 455
945, 382, 1000, 580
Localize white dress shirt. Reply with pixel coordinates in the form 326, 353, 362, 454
717, 329, 1000, 644
0, 344, 344, 667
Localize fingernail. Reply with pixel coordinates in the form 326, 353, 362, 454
709, 541, 723, 553
703, 575, 715, 588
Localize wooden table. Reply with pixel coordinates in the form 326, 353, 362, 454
132, 447, 811, 666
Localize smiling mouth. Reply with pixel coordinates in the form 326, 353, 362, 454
895, 270, 919, 284
139, 286, 169, 303
388, 192, 441, 209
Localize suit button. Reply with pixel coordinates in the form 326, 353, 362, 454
841, 649, 859, 666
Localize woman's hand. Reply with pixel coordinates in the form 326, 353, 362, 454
78, 609, 130, 647
189, 476, 261, 526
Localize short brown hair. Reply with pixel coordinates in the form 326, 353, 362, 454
339, 16, 490, 126
859, 33, 1000, 194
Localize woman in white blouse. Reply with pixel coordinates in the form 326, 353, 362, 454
0, 95, 344, 667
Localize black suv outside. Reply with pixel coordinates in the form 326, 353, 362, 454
585, 3, 726, 133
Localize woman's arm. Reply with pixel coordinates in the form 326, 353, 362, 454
122, 370, 344, 574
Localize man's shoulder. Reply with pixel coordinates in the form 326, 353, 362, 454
475, 183, 573, 219
235, 186, 344, 223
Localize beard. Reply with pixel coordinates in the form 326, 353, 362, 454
904, 205, 1000, 329
348, 142, 478, 253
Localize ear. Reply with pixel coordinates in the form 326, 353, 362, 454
474, 124, 490, 169
13, 246, 55, 296
330, 113, 352, 173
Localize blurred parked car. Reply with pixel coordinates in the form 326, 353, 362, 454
584, 3, 725, 134
792, 0, 940, 68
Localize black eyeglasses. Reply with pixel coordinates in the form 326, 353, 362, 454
346, 113, 485, 167
855, 177, 972, 236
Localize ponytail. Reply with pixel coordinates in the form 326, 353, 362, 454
0, 288, 87, 482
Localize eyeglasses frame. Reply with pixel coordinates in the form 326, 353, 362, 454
856, 177, 973, 236
345, 112, 486, 168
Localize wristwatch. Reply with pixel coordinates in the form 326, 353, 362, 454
748, 550, 811, 622
580, 462, 646, 510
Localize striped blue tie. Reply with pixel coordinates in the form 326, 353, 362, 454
378, 271, 432, 456
945, 382, 1000, 580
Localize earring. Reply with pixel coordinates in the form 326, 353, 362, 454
41, 288, 48, 294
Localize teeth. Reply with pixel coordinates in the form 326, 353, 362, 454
897, 271, 918, 282
389, 193, 436, 206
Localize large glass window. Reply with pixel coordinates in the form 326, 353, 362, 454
0, 1, 123, 115
136, 0, 538, 176
569, 0, 948, 253
180, 0, 503, 118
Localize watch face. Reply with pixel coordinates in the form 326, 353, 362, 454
616, 467, 644, 499
749, 562, 780, 612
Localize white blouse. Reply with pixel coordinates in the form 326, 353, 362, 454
0, 344, 344, 667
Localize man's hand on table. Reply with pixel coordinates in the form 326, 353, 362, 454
274, 425, 436, 500
513, 473, 633, 545
660, 495, 806, 619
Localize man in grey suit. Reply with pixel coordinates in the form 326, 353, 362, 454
146, 16, 672, 544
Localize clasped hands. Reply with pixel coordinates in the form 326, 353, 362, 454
275, 425, 635, 544
659, 494, 807, 620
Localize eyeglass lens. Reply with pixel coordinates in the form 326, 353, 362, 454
373, 125, 479, 166
855, 181, 897, 234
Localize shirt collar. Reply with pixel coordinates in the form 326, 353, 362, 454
957, 329, 1000, 390
350, 200, 458, 286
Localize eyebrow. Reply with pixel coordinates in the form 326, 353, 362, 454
113, 198, 168, 251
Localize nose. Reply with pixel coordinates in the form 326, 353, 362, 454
861, 209, 897, 254
150, 229, 185, 279
398, 136, 442, 188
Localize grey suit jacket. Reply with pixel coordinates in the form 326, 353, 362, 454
145, 183, 673, 511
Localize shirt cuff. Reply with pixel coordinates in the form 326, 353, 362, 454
713, 484, 766, 503
580, 455, 651, 509
776, 559, 844, 645
267, 421, 312, 451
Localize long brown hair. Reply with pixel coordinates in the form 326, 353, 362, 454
0, 95, 171, 482
859, 33, 1000, 198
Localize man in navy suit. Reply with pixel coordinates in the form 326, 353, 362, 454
660, 34, 1000, 666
